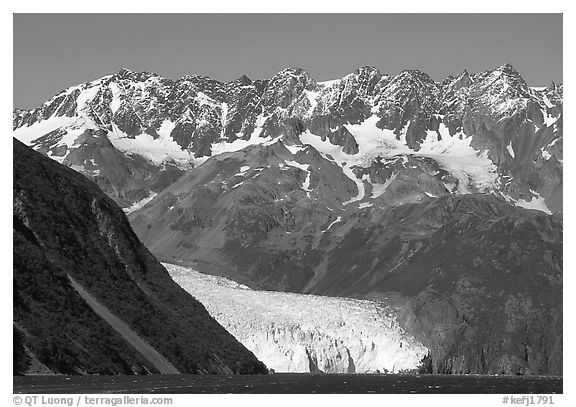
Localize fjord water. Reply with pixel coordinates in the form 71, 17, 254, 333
14, 374, 562, 394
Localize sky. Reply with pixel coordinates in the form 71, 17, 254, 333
13, 13, 562, 109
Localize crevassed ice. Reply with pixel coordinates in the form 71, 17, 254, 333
165, 263, 429, 373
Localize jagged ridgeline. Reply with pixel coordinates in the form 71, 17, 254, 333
13, 64, 562, 375
13, 139, 267, 375
13, 64, 562, 212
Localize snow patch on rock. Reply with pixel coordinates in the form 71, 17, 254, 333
324, 216, 342, 232
502, 190, 552, 214
507, 142, 515, 159
108, 123, 194, 167
211, 115, 281, 158
285, 160, 312, 192
123, 192, 158, 214
371, 172, 398, 199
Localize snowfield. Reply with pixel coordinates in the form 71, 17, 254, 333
13, 67, 560, 215
300, 115, 498, 203
165, 263, 429, 373
108, 122, 195, 167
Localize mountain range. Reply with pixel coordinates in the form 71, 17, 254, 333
13, 64, 563, 375
13, 64, 562, 212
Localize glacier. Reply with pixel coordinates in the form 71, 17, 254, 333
165, 263, 429, 373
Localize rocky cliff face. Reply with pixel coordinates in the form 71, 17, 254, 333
389, 197, 563, 375
166, 263, 429, 374
13, 139, 267, 375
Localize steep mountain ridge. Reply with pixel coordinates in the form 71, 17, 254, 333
13, 139, 267, 375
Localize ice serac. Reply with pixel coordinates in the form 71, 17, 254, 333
166, 263, 429, 373
13, 139, 267, 376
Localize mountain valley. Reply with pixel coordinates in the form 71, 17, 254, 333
13, 64, 563, 375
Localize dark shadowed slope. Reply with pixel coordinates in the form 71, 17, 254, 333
13, 139, 267, 375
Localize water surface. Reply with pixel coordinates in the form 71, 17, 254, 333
14, 373, 562, 394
